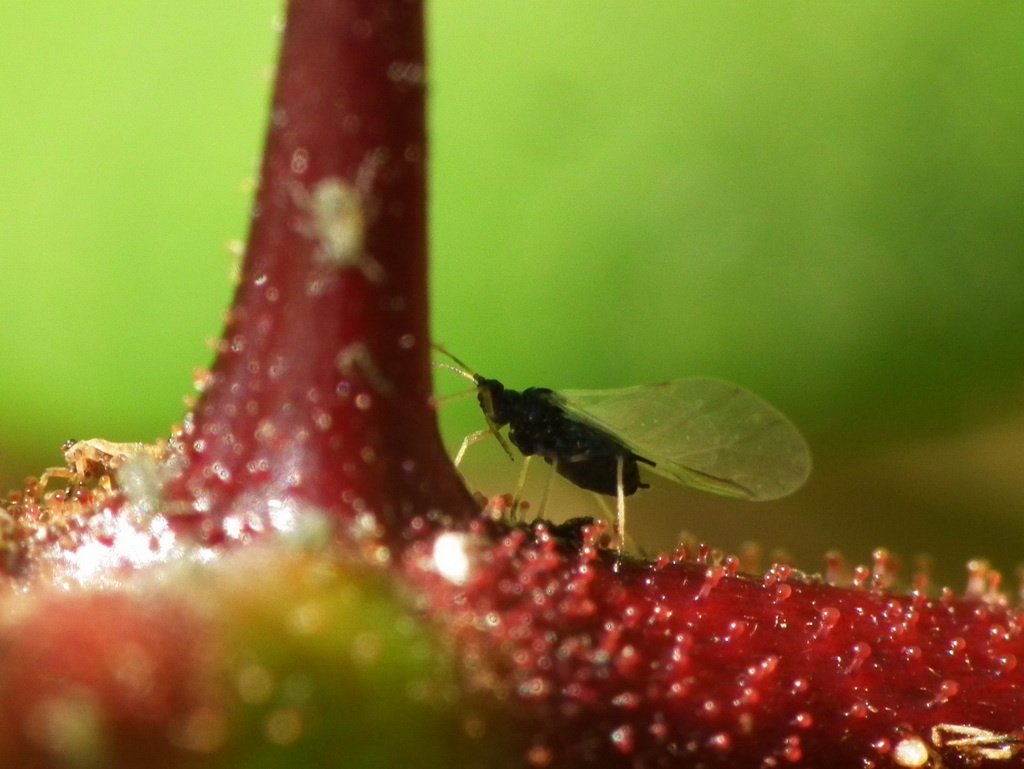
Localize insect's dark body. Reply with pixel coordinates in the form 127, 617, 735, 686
475, 377, 654, 497
545, 516, 597, 549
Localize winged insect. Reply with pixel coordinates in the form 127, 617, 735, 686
433, 345, 811, 549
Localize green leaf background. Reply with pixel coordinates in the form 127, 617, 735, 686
2, 2, 1023, 586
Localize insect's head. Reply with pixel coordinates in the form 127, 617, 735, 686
431, 344, 516, 460
476, 377, 516, 427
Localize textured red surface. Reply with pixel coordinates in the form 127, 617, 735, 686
408, 521, 1024, 767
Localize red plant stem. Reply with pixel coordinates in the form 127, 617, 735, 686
166, 0, 476, 537
410, 527, 1024, 768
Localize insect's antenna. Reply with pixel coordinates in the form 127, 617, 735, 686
431, 343, 478, 378
431, 360, 478, 385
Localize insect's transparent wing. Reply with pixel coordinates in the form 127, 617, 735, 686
556, 379, 811, 501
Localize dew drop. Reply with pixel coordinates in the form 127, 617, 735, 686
773, 583, 793, 602
518, 677, 551, 699
701, 699, 721, 717
696, 565, 726, 599
746, 654, 779, 681
872, 548, 896, 587
813, 607, 840, 640
851, 564, 871, 588
611, 691, 640, 709
268, 357, 286, 380
222, 514, 244, 540
902, 645, 922, 661
255, 420, 277, 443
649, 718, 669, 740
892, 735, 929, 768
824, 550, 848, 584
930, 679, 959, 706
398, 332, 415, 350
844, 642, 872, 674
965, 559, 992, 596
610, 725, 635, 755
355, 393, 372, 411
432, 532, 472, 585
733, 686, 760, 707
723, 620, 749, 642
193, 368, 212, 392
708, 732, 731, 752
846, 700, 869, 719
781, 734, 802, 763
313, 410, 332, 431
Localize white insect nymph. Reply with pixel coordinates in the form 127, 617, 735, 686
305, 178, 365, 266
290, 152, 387, 283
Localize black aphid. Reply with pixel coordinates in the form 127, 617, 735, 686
434, 346, 812, 548
472, 375, 655, 497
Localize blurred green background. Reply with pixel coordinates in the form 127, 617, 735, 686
2, 3, 1022, 587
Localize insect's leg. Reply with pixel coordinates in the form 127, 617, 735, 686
432, 387, 477, 407
589, 492, 635, 553
533, 458, 558, 522
488, 425, 516, 461
615, 455, 626, 552
509, 455, 533, 522
454, 429, 492, 467
589, 492, 614, 535
35, 467, 74, 501
97, 474, 117, 495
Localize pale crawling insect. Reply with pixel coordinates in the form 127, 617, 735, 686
291, 177, 383, 283
38, 439, 166, 497
336, 341, 394, 395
